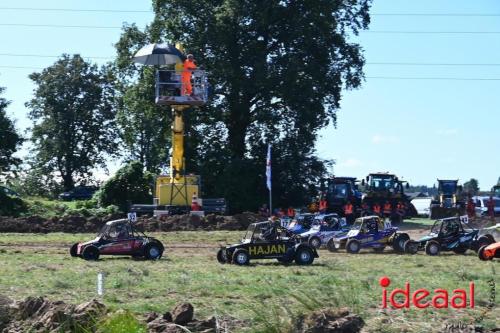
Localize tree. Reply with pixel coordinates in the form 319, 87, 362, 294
0, 86, 23, 178
26, 55, 118, 190
115, 66, 171, 173
95, 161, 153, 212
463, 178, 479, 196
116, 0, 371, 211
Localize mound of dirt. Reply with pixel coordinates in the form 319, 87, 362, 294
0, 212, 263, 233
1, 296, 106, 333
296, 308, 365, 333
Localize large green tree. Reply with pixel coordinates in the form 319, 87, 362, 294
116, 0, 371, 211
27, 55, 118, 190
463, 178, 479, 196
0, 87, 23, 178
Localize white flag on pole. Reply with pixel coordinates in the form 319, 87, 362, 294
266, 145, 271, 191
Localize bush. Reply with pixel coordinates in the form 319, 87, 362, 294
0, 191, 27, 217
95, 161, 153, 212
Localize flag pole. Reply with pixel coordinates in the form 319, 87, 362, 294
266, 144, 272, 216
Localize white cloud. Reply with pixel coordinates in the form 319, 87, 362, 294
436, 129, 458, 136
372, 134, 399, 144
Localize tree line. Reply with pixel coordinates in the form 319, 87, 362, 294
3, 0, 373, 213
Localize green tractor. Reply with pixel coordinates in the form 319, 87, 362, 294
360, 172, 418, 220
429, 180, 466, 219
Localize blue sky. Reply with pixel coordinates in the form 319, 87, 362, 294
0, 0, 499, 189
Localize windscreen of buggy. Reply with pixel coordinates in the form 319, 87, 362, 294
430, 220, 443, 234
98, 225, 110, 236
351, 219, 363, 230
243, 224, 256, 242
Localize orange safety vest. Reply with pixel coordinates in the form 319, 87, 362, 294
397, 203, 404, 210
319, 200, 328, 210
373, 204, 381, 214
181, 59, 197, 95
287, 208, 295, 217
344, 204, 353, 215
191, 202, 201, 211
383, 203, 392, 213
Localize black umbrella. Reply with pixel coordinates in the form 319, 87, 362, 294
132, 43, 186, 65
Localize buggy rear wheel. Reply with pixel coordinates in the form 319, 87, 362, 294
232, 249, 250, 265
70, 243, 78, 257
392, 233, 410, 253
308, 236, 321, 249
82, 246, 100, 261
217, 248, 227, 264
404, 240, 419, 255
478, 245, 492, 261
295, 247, 314, 265
144, 243, 163, 260
346, 239, 361, 254
425, 240, 441, 256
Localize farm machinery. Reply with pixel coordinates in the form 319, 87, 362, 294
321, 177, 362, 217
429, 180, 465, 219
360, 172, 417, 219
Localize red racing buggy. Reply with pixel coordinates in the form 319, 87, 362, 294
70, 218, 164, 261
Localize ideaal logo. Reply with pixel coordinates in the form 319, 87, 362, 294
248, 244, 286, 255
379, 276, 475, 309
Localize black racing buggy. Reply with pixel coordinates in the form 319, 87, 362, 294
70, 218, 164, 261
217, 221, 319, 265
404, 216, 495, 256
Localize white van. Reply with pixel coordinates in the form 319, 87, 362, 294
411, 197, 432, 217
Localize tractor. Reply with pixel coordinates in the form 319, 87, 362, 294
321, 177, 362, 217
360, 172, 417, 221
429, 180, 465, 219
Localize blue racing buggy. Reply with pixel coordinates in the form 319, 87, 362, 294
299, 213, 350, 249
326, 215, 409, 253
403, 216, 495, 256
287, 213, 316, 234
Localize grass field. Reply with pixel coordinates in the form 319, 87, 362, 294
0, 220, 498, 332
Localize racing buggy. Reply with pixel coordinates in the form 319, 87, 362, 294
287, 213, 316, 234
70, 218, 164, 260
217, 221, 318, 265
326, 216, 410, 254
403, 216, 495, 256
299, 213, 350, 249
478, 241, 500, 261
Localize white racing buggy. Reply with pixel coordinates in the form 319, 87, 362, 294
298, 213, 350, 249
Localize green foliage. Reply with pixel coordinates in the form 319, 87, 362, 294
115, 0, 371, 212
463, 178, 480, 196
97, 311, 147, 333
115, 66, 171, 173
7, 167, 63, 199
26, 54, 118, 190
95, 161, 153, 212
0, 86, 23, 178
0, 191, 27, 217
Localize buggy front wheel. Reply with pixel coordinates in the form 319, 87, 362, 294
217, 248, 227, 264
346, 239, 361, 254
232, 249, 250, 265
392, 233, 410, 253
295, 247, 314, 265
478, 245, 492, 261
425, 241, 441, 256
70, 243, 79, 257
